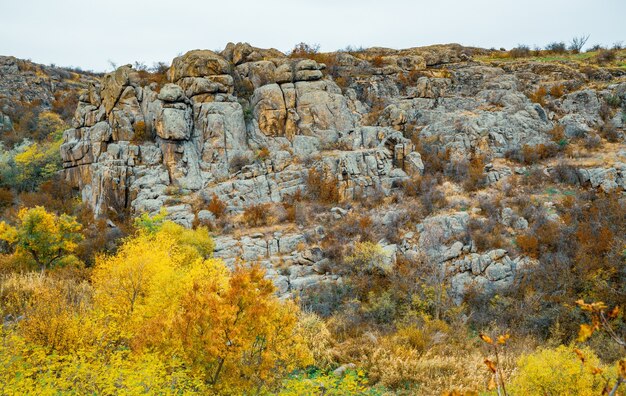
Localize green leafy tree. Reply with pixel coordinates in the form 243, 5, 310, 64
0, 206, 83, 273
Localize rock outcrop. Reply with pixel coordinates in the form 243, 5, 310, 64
60, 44, 420, 218
58, 42, 626, 300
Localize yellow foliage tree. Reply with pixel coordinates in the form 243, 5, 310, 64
92, 220, 312, 393
0, 206, 82, 273
12, 139, 63, 190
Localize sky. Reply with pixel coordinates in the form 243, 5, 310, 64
1, 0, 624, 72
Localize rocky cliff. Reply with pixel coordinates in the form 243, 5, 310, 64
59, 43, 626, 300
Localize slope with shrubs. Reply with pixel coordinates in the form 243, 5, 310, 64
0, 43, 625, 394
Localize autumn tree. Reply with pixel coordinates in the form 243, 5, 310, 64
0, 206, 82, 273
92, 219, 312, 393
162, 263, 312, 393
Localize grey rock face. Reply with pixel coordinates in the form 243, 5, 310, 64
57, 43, 625, 299
449, 252, 534, 303
157, 83, 184, 102
60, 46, 419, 222
578, 163, 626, 192
400, 210, 537, 302
156, 107, 192, 140
212, 232, 337, 296
418, 212, 470, 261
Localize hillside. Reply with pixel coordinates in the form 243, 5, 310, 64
0, 42, 625, 394
0, 56, 99, 139
59, 43, 626, 300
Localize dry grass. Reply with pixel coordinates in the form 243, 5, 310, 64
323, 320, 537, 395
476, 48, 626, 68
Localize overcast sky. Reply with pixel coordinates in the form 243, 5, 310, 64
1, 0, 624, 72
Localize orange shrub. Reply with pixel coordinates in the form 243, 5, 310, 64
516, 234, 539, 258
256, 147, 271, 161
288, 42, 337, 70
282, 202, 296, 223
549, 84, 565, 98
575, 224, 613, 255
470, 219, 507, 251
463, 154, 486, 192
207, 194, 226, 218
547, 124, 565, 143
334, 75, 351, 90
371, 55, 384, 68
397, 69, 424, 90
507, 143, 559, 165
529, 86, 547, 106
137, 69, 168, 88
0, 188, 14, 209
414, 139, 451, 174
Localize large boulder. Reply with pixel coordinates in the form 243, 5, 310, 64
251, 83, 287, 136
167, 50, 230, 82
155, 106, 192, 140
100, 65, 139, 114
157, 83, 185, 102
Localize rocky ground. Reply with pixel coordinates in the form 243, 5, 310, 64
47, 42, 626, 302
0, 56, 99, 133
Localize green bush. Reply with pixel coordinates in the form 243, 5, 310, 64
277, 369, 386, 396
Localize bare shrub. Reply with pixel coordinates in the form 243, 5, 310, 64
545, 42, 567, 54
551, 163, 580, 185
469, 218, 507, 251
509, 45, 531, 58
599, 120, 620, 142
505, 143, 559, 165
400, 174, 447, 216
569, 35, 589, 53
583, 133, 602, 150
229, 153, 253, 173
289, 42, 321, 58
306, 168, 340, 204
596, 49, 617, 64
242, 203, 272, 227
